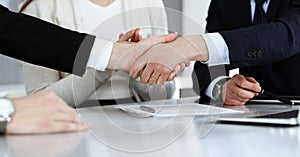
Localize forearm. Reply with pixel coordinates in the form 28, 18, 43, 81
44, 69, 112, 107
22, 63, 61, 94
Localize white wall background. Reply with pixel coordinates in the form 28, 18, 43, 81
183, 0, 211, 33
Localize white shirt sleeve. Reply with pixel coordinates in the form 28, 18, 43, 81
201, 33, 230, 66
86, 37, 113, 71
205, 76, 231, 100
201, 33, 231, 99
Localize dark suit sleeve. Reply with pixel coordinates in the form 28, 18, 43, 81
220, 0, 300, 68
0, 5, 95, 76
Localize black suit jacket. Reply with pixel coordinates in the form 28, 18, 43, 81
193, 0, 300, 101
0, 5, 95, 76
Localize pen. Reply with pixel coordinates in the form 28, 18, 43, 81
259, 89, 294, 105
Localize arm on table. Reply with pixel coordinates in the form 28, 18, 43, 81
6, 91, 89, 134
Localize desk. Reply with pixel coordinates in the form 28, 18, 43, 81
1, 98, 300, 157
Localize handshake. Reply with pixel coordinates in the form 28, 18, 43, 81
107, 28, 210, 85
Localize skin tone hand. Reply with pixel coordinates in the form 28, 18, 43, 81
129, 44, 189, 85
116, 29, 186, 84
130, 35, 209, 84
6, 91, 89, 134
107, 31, 178, 72
118, 28, 142, 42
222, 74, 262, 105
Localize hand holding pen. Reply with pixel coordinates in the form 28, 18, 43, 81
221, 74, 261, 105
221, 74, 294, 106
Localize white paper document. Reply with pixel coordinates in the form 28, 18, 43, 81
115, 103, 244, 118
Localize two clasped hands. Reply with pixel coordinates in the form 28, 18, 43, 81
107, 28, 209, 85
113, 29, 263, 106
109, 29, 262, 105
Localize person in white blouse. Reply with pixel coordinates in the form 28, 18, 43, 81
19, 0, 176, 107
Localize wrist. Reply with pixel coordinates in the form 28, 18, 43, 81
212, 78, 229, 102
107, 42, 134, 71
169, 36, 208, 62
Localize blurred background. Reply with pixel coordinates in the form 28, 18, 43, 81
0, 0, 211, 98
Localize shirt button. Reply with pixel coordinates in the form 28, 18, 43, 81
257, 51, 262, 58
247, 52, 253, 57
253, 50, 258, 57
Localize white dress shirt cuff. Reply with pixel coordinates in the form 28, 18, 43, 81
87, 37, 113, 71
202, 33, 230, 66
205, 76, 231, 100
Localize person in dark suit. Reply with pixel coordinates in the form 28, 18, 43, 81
192, 0, 300, 105
131, 0, 300, 98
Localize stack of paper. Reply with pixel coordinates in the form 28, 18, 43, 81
115, 103, 244, 118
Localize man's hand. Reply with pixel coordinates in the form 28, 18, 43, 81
222, 74, 261, 105
107, 32, 178, 72
6, 91, 89, 134
130, 35, 208, 85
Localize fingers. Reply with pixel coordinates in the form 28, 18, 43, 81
167, 63, 185, 81
176, 63, 186, 75
223, 87, 248, 105
165, 32, 178, 42
118, 29, 138, 42
224, 97, 248, 106
51, 121, 88, 133
131, 64, 146, 80
157, 73, 170, 85
233, 75, 261, 93
133, 62, 185, 84
146, 32, 178, 43
167, 72, 176, 81
231, 86, 257, 99
140, 63, 173, 85
119, 33, 124, 39
246, 77, 261, 93
132, 28, 142, 42
223, 74, 262, 105
155, 66, 172, 85
54, 112, 82, 123
148, 66, 161, 85
186, 62, 191, 67
246, 77, 257, 83
140, 64, 154, 84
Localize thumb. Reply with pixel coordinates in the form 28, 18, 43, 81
165, 32, 178, 43
145, 32, 178, 43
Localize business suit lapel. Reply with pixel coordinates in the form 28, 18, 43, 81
267, 0, 283, 20
234, 0, 252, 26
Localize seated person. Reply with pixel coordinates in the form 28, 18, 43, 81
20, 0, 176, 107
193, 0, 300, 105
